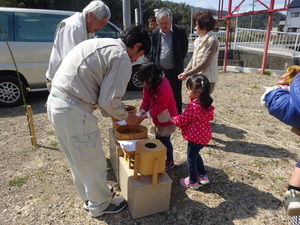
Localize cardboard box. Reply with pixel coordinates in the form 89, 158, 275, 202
118, 156, 172, 219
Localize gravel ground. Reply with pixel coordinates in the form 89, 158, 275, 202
1, 71, 299, 225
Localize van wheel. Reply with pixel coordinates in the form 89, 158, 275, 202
127, 65, 143, 91
0, 76, 26, 107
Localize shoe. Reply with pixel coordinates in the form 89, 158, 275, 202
283, 189, 300, 216
89, 197, 127, 218
179, 177, 200, 190
291, 127, 300, 136
108, 185, 114, 194
83, 201, 89, 211
198, 175, 210, 185
83, 185, 114, 211
165, 161, 175, 170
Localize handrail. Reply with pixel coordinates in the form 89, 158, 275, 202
189, 28, 300, 58
233, 28, 300, 58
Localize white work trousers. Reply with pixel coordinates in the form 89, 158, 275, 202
47, 95, 112, 215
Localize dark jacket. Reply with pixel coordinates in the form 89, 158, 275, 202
150, 24, 188, 74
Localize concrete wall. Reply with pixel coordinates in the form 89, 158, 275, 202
185, 49, 300, 71
227, 50, 300, 70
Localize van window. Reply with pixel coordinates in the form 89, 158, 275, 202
14, 13, 67, 42
0, 11, 120, 42
95, 24, 121, 38
0, 8, 135, 107
0, 12, 14, 41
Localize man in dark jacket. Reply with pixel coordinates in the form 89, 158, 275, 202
150, 8, 188, 114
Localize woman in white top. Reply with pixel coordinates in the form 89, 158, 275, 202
178, 10, 219, 94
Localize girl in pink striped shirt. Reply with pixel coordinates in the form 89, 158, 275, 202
172, 74, 214, 189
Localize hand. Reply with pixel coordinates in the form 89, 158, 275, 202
112, 117, 119, 122
139, 109, 146, 115
137, 114, 148, 124
178, 73, 187, 81
125, 113, 139, 126
134, 115, 144, 125
276, 73, 289, 85
278, 85, 290, 91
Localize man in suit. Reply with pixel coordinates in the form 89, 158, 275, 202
150, 7, 188, 114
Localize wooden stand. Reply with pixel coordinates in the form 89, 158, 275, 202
108, 129, 172, 219
119, 156, 172, 219
122, 148, 135, 169
133, 139, 166, 186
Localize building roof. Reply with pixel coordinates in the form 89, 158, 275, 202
290, 0, 300, 8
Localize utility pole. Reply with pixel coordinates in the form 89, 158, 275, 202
138, 0, 142, 25
154, 8, 159, 17
250, 0, 255, 28
135, 0, 143, 25
122, 0, 131, 30
190, 7, 193, 39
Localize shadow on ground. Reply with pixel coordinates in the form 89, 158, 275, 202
161, 165, 282, 225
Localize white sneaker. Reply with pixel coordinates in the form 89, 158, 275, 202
283, 189, 300, 216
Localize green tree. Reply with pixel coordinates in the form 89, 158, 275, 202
236, 12, 285, 29
0, 0, 285, 32
105, 0, 123, 28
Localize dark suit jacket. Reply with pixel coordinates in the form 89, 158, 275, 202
150, 24, 188, 74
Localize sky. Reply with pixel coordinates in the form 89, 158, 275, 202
165, 0, 289, 14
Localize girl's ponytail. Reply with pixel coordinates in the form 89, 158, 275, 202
186, 74, 213, 110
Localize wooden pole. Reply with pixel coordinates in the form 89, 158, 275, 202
26, 105, 37, 146
1, 25, 37, 147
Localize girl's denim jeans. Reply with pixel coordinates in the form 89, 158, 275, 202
187, 141, 206, 184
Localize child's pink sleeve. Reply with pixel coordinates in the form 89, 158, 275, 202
139, 88, 150, 111
173, 107, 191, 127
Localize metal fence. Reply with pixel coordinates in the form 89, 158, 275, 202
188, 31, 227, 49
233, 28, 300, 58
190, 29, 300, 58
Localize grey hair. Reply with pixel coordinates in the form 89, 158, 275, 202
156, 8, 172, 23
83, 0, 111, 20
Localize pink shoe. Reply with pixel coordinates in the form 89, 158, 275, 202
198, 175, 210, 185
179, 177, 200, 190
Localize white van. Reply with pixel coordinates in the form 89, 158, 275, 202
0, 7, 143, 107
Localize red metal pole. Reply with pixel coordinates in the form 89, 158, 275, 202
223, 0, 232, 72
261, 0, 275, 75
223, 18, 231, 72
